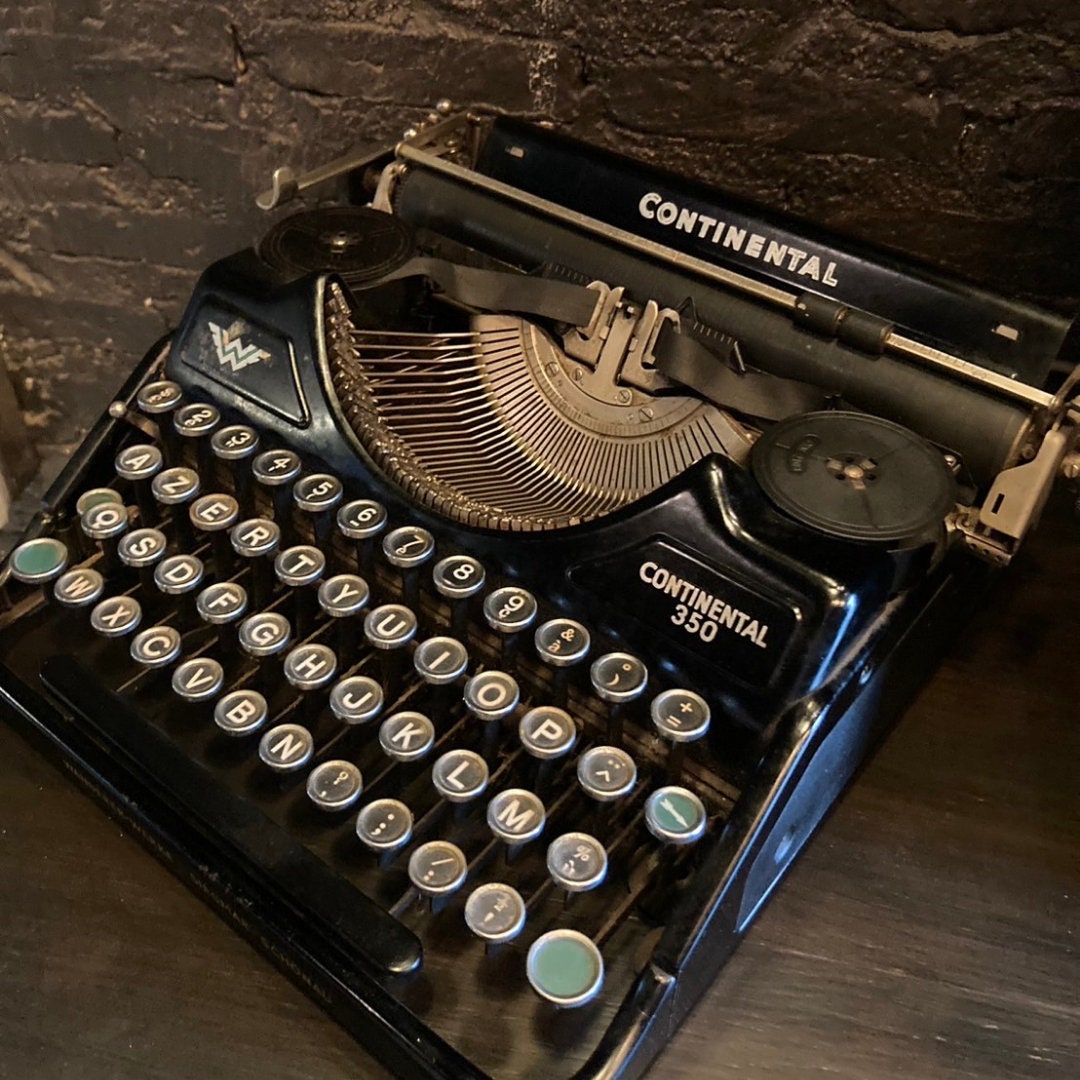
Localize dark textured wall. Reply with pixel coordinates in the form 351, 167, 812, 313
1, 0, 1078, 462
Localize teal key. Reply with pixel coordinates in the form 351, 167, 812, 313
644, 786, 707, 846
526, 929, 604, 1008
9, 537, 69, 585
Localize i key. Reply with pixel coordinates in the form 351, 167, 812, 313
114, 443, 164, 525
210, 424, 260, 514
189, 493, 239, 579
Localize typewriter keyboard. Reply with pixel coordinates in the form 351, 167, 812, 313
0, 379, 742, 1079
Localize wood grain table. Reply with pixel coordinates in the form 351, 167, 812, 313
1, 496, 1077, 1080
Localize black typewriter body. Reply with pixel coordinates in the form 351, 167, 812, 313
2, 110, 1076, 1080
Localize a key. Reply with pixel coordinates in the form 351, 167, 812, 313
114, 443, 164, 525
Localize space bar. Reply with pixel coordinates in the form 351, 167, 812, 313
41, 655, 422, 976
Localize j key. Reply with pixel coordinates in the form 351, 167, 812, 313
382, 525, 435, 609
378, 711, 435, 763
117, 527, 169, 600
283, 642, 338, 726
89, 595, 142, 640
230, 517, 280, 609
482, 585, 537, 667
258, 722, 314, 773
464, 882, 526, 949
8, 538, 69, 603
590, 652, 648, 746
306, 760, 363, 813
364, 603, 417, 697
486, 788, 546, 862
337, 499, 387, 577
534, 618, 590, 709
153, 553, 203, 628
274, 545, 325, 637
171, 656, 225, 704
81, 501, 130, 575
53, 566, 105, 611
196, 581, 248, 656
129, 624, 182, 673
577, 745, 638, 803
135, 379, 183, 462
150, 466, 200, 548
432, 554, 485, 637
356, 797, 413, 858
251, 449, 302, 542
173, 401, 220, 475
189, 493, 240, 578
317, 573, 369, 657
408, 840, 467, 911
328, 675, 384, 726
650, 688, 711, 782
412, 636, 469, 686
114, 443, 164, 525
527, 929, 604, 1008
547, 831, 607, 894
213, 688, 269, 737
644, 785, 708, 846
210, 424, 260, 514
293, 473, 343, 547
431, 748, 489, 808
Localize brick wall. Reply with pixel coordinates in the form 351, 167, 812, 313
1, 0, 1078, 462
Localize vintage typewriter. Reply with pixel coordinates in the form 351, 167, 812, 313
2, 102, 1078, 1079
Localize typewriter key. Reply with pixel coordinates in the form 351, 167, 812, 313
644, 785, 707, 846
408, 840, 468, 907
81, 501, 130, 575
238, 611, 292, 692
463, 670, 520, 722
577, 746, 638, 803
230, 517, 280, 608
213, 688, 269, 737
53, 567, 105, 610
486, 788, 546, 849
274, 544, 325, 636
364, 603, 417, 695
383, 525, 435, 608
378, 711, 435, 763
251, 448, 302, 542
8, 537, 69, 592
336, 498, 387, 576
293, 472, 343, 546
258, 722, 314, 773
154, 553, 204, 629
650, 688, 710, 781
173, 401, 220, 475
189, 493, 240, 577
115, 442, 164, 524
283, 642, 338, 724
89, 595, 142, 639
171, 656, 224, 703
432, 555, 485, 636
329, 675, 384, 726
306, 760, 363, 812
413, 636, 469, 686
151, 466, 200, 548
590, 652, 648, 745
432, 749, 489, 805
519, 706, 577, 761
547, 831, 607, 894
317, 573, 369, 656
464, 882, 526, 947
196, 581, 248, 656
117, 527, 169, 600
526, 929, 604, 1008
483, 586, 537, 666
210, 424, 259, 513
356, 798, 413, 856
135, 379, 182, 462
535, 618, 590, 708
129, 624, 182, 670
75, 487, 123, 517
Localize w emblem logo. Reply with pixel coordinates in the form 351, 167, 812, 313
209, 322, 271, 373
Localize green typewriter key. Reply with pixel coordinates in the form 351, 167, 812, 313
527, 929, 604, 1008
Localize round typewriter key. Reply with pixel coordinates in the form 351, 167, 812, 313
196, 581, 248, 625
117, 527, 167, 569
527, 929, 604, 1008
378, 711, 435, 763
210, 424, 259, 461
230, 517, 280, 559
151, 467, 200, 506
9, 537, 68, 586
90, 595, 142, 638
432, 555, 485, 600
283, 642, 338, 691
189, 493, 239, 532
577, 746, 637, 802
413, 635, 469, 686
650, 688, 711, 743
54, 567, 105, 608
519, 706, 577, 761
274, 544, 325, 588
251, 449, 302, 488
337, 499, 388, 540
483, 586, 537, 634
318, 573, 369, 618
364, 603, 417, 651
535, 618, 590, 668
645, 785, 707, 846
382, 525, 435, 569
154, 553, 204, 595
463, 670, 520, 723
408, 840, 468, 899
136, 379, 182, 416
432, 749, 489, 804
464, 883, 526, 945
173, 401, 220, 438
129, 624, 182, 669
75, 487, 123, 517
293, 473, 343, 514
546, 832, 607, 893
81, 500, 129, 541
356, 798, 413, 854
213, 688, 269, 736
238, 610, 291, 657
590, 652, 648, 704
116, 443, 164, 482
329, 675, 384, 725
258, 722, 314, 772
306, 760, 363, 812
171, 656, 224, 702
486, 788, 546, 846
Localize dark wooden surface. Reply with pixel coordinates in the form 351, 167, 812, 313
1, 497, 1077, 1080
